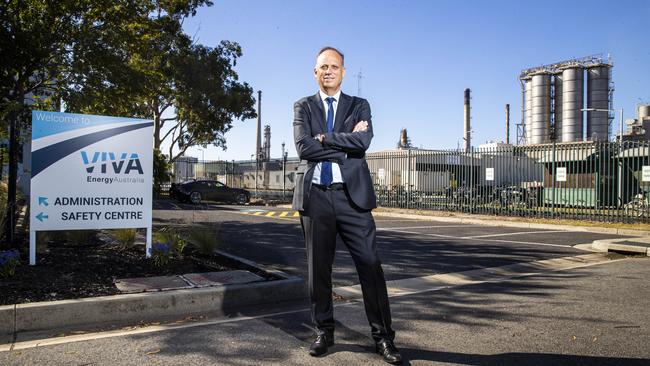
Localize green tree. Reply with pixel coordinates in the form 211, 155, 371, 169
0, 1, 255, 245
153, 149, 171, 195
166, 41, 256, 161
63, 1, 256, 163
0, 0, 88, 246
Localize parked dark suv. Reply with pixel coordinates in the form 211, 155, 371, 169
170, 180, 250, 205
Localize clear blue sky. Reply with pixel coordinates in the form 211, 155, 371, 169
170, 0, 650, 161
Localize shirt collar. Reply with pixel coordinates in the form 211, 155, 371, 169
319, 89, 341, 104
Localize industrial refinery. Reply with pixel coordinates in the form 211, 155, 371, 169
518, 54, 613, 145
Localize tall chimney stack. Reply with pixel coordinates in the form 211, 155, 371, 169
263, 125, 271, 161
464, 88, 471, 152
506, 103, 510, 144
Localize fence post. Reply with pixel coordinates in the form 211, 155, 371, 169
407, 148, 412, 209
551, 140, 556, 219
470, 146, 474, 214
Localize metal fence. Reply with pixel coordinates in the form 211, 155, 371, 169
367, 141, 650, 223
168, 140, 650, 223
170, 157, 301, 201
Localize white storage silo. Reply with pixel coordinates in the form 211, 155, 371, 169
530, 73, 552, 144
561, 67, 584, 142
553, 73, 563, 140
586, 65, 610, 141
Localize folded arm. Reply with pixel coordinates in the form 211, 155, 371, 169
323, 99, 373, 153
293, 101, 346, 162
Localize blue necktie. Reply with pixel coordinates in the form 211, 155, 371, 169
321, 97, 335, 186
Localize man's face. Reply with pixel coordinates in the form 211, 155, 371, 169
314, 50, 345, 94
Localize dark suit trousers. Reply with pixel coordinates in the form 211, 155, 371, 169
300, 184, 395, 343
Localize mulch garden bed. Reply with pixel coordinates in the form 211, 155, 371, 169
0, 232, 274, 306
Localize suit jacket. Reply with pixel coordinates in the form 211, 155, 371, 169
292, 92, 377, 211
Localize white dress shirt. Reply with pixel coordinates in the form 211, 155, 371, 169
312, 90, 344, 185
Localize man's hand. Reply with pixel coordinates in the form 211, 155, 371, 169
353, 120, 368, 132
314, 120, 367, 144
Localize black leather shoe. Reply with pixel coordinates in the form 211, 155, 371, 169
309, 333, 334, 357
375, 340, 403, 365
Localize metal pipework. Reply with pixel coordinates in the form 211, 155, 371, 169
523, 77, 533, 144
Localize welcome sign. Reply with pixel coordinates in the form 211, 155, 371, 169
29, 111, 154, 264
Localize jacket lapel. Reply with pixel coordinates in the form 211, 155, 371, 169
308, 93, 326, 133
334, 93, 352, 132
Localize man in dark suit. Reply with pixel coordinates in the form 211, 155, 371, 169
292, 46, 402, 365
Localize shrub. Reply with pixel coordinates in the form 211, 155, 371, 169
187, 224, 220, 256
0, 249, 20, 278
36, 231, 51, 254
114, 228, 137, 249
150, 242, 172, 267
66, 230, 95, 245
155, 229, 187, 258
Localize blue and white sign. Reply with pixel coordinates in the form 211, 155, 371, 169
29, 111, 154, 264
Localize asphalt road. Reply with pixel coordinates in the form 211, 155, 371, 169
152, 200, 630, 287
2, 256, 648, 365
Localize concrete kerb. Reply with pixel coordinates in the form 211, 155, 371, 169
592, 238, 650, 256
0, 250, 306, 339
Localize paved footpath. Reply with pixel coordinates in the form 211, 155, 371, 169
2, 257, 648, 365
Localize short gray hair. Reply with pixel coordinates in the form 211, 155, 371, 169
317, 47, 344, 65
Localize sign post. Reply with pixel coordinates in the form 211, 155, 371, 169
30, 111, 154, 265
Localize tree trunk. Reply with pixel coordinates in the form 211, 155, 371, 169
153, 103, 161, 150
4, 107, 20, 247
0, 142, 4, 181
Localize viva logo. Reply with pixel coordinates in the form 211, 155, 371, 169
80, 151, 144, 174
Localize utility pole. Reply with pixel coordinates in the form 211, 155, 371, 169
281, 142, 287, 200
355, 69, 363, 96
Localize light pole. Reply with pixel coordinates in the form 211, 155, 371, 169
281, 142, 288, 200
582, 107, 625, 207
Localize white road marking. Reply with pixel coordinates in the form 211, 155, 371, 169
378, 225, 467, 231
374, 218, 429, 222
461, 230, 567, 239
475, 238, 575, 248
377, 228, 572, 248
